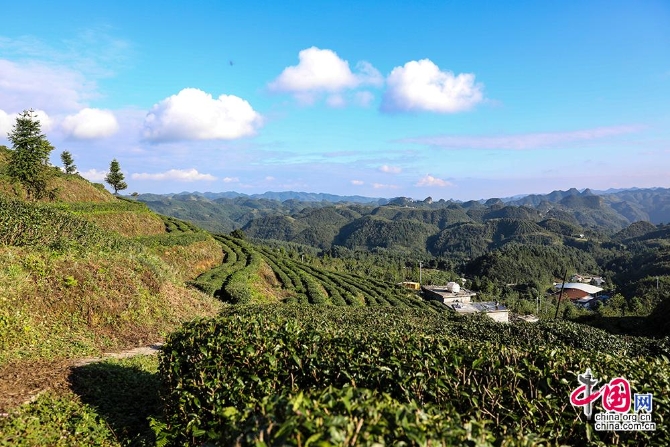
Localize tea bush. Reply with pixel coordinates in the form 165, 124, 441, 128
0, 196, 121, 250
157, 306, 669, 446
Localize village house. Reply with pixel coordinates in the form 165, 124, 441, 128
422, 283, 510, 323
450, 301, 510, 323
553, 282, 604, 301
421, 283, 476, 304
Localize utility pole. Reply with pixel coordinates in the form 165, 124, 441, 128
419, 261, 423, 284
554, 270, 568, 320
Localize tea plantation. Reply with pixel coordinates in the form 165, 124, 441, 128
155, 305, 669, 446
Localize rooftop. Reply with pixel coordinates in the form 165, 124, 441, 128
553, 282, 603, 295
451, 302, 507, 313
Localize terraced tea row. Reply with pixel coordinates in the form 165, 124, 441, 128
192, 235, 433, 309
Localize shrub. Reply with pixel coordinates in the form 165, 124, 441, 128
157, 306, 669, 446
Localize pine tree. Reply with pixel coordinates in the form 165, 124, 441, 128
7, 110, 55, 200
60, 151, 77, 174
105, 159, 128, 194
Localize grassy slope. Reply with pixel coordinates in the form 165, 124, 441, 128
0, 151, 223, 445
0, 158, 223, 403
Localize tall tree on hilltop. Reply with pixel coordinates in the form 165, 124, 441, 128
7, 109, 55, 200
60, 150, 77, 174
105, 159, 127, 194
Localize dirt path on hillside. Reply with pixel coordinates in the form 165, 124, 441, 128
0, 343, 163, 415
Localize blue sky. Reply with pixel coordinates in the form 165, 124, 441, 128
1, 0, 669, 200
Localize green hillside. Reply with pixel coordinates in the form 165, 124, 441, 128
0, 147, 224, 365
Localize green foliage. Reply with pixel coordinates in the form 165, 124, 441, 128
136, 232, 210, 249
157, 306, 670, 446
215, 386, 497, 446
466, 242, 599, 287
0, 196, 122, 250
105, 158, 127, 194
134, 215, 209, 249
5, 110, 56, 200
59, 199, 151, 214
230, 228, 246, 239
0, 392, 118, 446
60, 150, 77, 174
335, 215, 437, 253
157, 214, 200, 233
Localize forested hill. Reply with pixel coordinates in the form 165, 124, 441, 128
135, 187, 670, 254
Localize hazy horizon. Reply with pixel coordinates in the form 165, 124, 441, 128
134, 184, 668, 204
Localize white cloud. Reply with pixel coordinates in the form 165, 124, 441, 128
143, 88, 262, 142
373, 183, 399, 189
0, 59, 94, 113
269, 47, 383, 102
32, 110, 54, 132
0, 109, 54, 136
79, 168, 107, 182
223, 177, 240, 183
379, 165, 402, 174
381, 59, 484, 113
265, 176, 275, 181
416, 175, 453, 187
131, 168, 217, 181
401, 125, 644, 150
62, 108, 119, 139
0, 31, 131, 117
351, 179, 364, 185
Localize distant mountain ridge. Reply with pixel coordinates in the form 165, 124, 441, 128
141, 190, 388, 204
507, 187, 670, 224
134, 187, 670, 239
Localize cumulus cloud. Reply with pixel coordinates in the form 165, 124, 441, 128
143, 88, 262, 142
131, 168, 217, 182
401, 125, 644, 150
379, 165, 402, 174
416, 175, 453, 187
268, 47, 383, 103
222, 177, 240, 183
62, 108, 119, 139
351, 179, 364, 185
381, 59, 484, 113
79, 168, 107, 182
33, 110, 54, 131
0, 109, 53, 136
